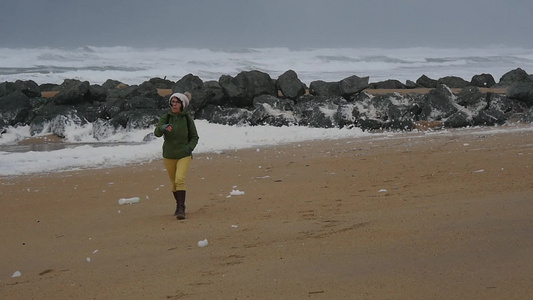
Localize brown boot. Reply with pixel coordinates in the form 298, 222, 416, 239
173, 190, 186, 220
172, 191, 180, 217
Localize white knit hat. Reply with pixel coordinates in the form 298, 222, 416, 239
168, 92, 190, 108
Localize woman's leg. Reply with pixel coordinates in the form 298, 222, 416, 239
175, 156, 192, 191
167, 156, 191, 219
163, 158, 179, 191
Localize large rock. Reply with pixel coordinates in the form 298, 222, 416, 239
339, 75, 369, 98
471, 73, 496, 87
52, 80, 91, 105
369, 79, 406, 89
350, 92, 421, 130
437, 76, 470, 88
250, 94, 297, 126
29, 106, 81, 136
219, 70, 277, 108
15, 80, 41, 98
416, 75, 438, 88
109, 109, 162, 129
89, 84, 108, 102
1, 80, 40, 98
276, 70, 306, 100
196, 104, 252, 125
506, 82, 533, 106
473, 108, 507, 126
0, 81, 17, 98
293, 95, 343, 128
202, 80, 225, 107
455, 86, 487, 111
496, 68, 532, 87
309, 80, 342, 98
0, 90, 32, 126
444, 111, 473, 128
418, 84, 459, 121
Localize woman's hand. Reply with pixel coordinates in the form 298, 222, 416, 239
160, 124, 173, 132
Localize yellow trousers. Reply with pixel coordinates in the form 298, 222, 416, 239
163, 156, 192, 192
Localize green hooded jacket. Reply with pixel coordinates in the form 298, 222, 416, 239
154, 111, 199, 159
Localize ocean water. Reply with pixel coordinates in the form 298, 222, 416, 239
1, 46, 533, 86
1, 46, 533, 176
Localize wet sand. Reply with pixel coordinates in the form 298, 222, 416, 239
0, 125, 532, 299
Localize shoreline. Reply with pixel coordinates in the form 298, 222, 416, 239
1, 126, 532, 299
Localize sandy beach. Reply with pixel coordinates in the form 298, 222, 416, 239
1, 125, 532, 299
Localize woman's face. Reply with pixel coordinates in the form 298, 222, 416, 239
170, 97, 182, 113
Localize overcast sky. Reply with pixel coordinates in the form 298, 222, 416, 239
1, 0, 532, 48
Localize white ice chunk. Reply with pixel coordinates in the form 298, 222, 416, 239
118, 197, 140, 205
230, 189, 245, 196
198, 239, 208, 247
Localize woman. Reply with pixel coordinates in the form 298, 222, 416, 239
154, 92, 199, 220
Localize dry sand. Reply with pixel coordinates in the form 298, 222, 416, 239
1, 125, 532, 299
39, 87, 507, 99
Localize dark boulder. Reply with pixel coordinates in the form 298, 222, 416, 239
136, 81, 161, 99
418, 84, 459, 121
437, 76, 470, 88
405, 80, 419, 89
29, 106, 82, 136
202, 80, 225, 107
471, 73, 496, 87
250, 94, 297, 126
455, 86, 487, 110
1, 80, 41, 98
89, 84, 108, 102
123, 95, 158, 111
369, 79, 406, 89
444, 111, 473, 128
473, 108, 507, 126
15, 80, 41, 98
506, 82, 533, 106
496, 68, 532, 87
487, 93, 512, 113
52, 80, 91, 105
0, 90, 32, 126
276, 70, 306, 100
309, 80, 342, 98
416, 75, 438, 88
102, 97, 126, 119
0, 81, 17, 97
76, 103, 107, 123
219, 70, 277, 108
109, 109, 162, 129
339, 75, 369, 98
196, 104, 252, 125
294, 95, 343, 128
351, 93, 421, 130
